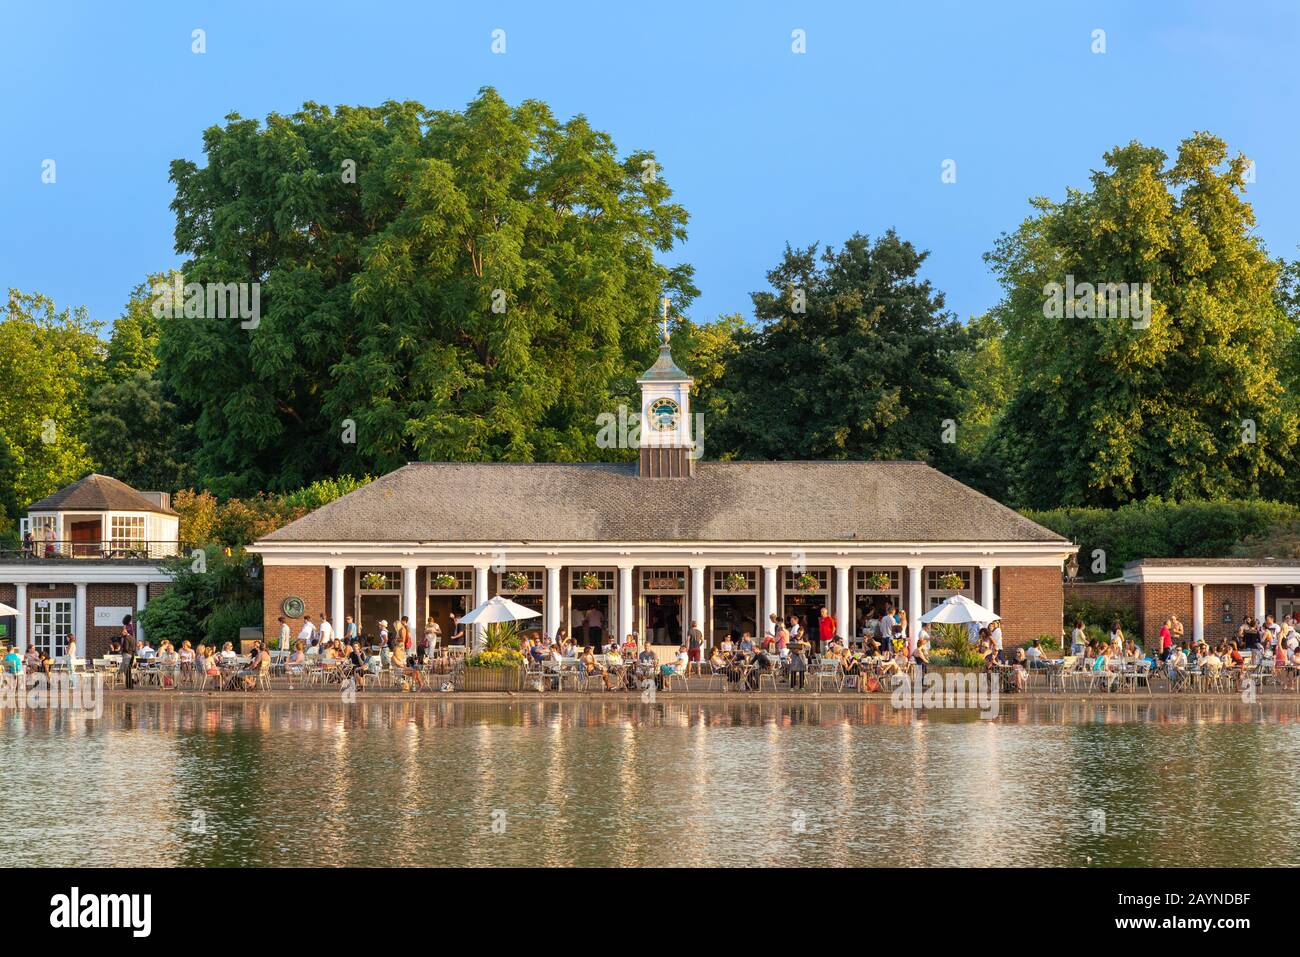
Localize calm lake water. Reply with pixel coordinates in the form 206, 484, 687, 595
3, 696, 1298, 867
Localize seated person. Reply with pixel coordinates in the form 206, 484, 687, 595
708, 647, 726, 671
1024, 639, 1045, 668
582, 647, 614, 690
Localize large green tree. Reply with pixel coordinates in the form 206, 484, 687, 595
985, 133, 1298, 508
707, 230, 969, 462
0, 290, 103, 516
160, 89, 694, 496
85, 279, 195, 492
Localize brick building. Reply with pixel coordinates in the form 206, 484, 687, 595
0, 474, 177, 658
1066, 558, 1300, 648
249, 337, 1074, 651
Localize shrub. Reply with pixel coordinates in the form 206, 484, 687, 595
1023, 498, 1300, 579
931, 623, 985, 668
1064, 597, 1138, 637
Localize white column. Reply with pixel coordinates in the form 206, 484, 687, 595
1253, 583, 1266, 621
690, 565, 705, 641
401, 566, 418, 646
135, 582, 149, 648
74, 582, 87, 655
618, 565, 634, 646
980, 565, 996, 615
763, 565, 778, 634
907, 564, 924, 650
330, 566, 346, 641
1192, 583, 1205, 643
14, 582, 27, 652
473, 564, 490, 650
835, 565, 851, 640
545, 566, 562, 639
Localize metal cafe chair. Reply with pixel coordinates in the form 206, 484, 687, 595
808, 659, 843, 693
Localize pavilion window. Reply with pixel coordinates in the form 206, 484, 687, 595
925, 568, 974, 607
110, 514, 146, 547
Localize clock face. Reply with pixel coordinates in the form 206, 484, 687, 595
648, 397, 680, 432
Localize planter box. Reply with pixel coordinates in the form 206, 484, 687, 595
458, 665, 522, 692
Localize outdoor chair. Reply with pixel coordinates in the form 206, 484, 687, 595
661, 668, 689, 692
808, 659, 842, 693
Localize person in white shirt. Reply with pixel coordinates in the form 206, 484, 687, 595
319, 615, 334, 644
297, 615, 316, 646
989, 620, 1004, 659
136, 641, 156, 659
278, 616, 291, 649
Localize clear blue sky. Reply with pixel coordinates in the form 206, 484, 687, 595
2, 0, 1297, 331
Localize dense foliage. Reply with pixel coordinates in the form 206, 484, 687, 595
138, 545, 262, 649
983, 133, 1298, 507
1024, 498, 1300, 578
159, 88, 694, 496
707, 231, 969, 464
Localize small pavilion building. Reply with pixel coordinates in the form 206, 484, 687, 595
251, 337, 1074, 650
0, 474, 179, 656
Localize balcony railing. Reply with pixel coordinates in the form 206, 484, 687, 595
1, 540, 184, 562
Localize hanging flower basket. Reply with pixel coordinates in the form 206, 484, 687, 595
431, 574, 458, 590
578, 573, 602, 590
865, 572, 892, 591
938, 573, 965, 590
360, 573, 388, 591
794, 573, 819, 593
723, 572, 749, 592
502, 571, 529, 591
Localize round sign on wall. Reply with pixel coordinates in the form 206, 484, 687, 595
281, 596, 305, 618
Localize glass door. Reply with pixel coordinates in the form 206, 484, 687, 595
31, 598, 74, 657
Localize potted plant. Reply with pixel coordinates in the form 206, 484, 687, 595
502, 571, 529, 591
431, 573, 458, 590
938, 572, 965, 590
723, 572, 749, 592
360, 572, 387, 591
794, 573, 819, 592
578, 572, 602, 590
461, 621, 524, 691
865, 572, 892, 591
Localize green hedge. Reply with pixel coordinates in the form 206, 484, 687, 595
1023, 499, 1300, 579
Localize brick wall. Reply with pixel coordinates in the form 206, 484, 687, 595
1137, 582, 1192, 650
86, 583, 139, 657
1204, 583, 1254, 644
1064, 581, 1139, 616
998, 565, 1063, 647
263, 565, 326, 642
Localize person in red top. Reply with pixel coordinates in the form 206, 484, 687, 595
1159, 618, 1173, 661
818, 607, 837, 653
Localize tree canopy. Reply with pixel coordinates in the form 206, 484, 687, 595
707, 230, 969, 463
983, 132, 1297, 508
159, 87, 695, 496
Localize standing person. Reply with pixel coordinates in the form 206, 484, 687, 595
686, 619, 703, 664
1070, 619, 1087, 657
318, 614, 334, 646
296, 615, 315, 648
400, 616, 414, 654
277, 616, 291, 652
989, 618, 1004, 661
64, 634, 78, 689
120, 615, 136, 690
1169, 614, 1185, 648
1159, 618, 1173, 661
818, 606, 837, 655
344, 615, 359, 643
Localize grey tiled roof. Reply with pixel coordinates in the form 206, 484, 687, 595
26, 473, 179, 515
261, 461, 1067, 544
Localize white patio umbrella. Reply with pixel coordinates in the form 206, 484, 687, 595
457, 595, 541, 651
919, 594, 999, 626
0, 603, 19, 617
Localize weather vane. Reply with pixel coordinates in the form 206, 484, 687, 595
661, 296, 670, 343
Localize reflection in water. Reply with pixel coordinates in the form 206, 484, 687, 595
2, 698, 1299, 867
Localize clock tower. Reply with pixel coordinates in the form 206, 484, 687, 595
637, 299, 695, 478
